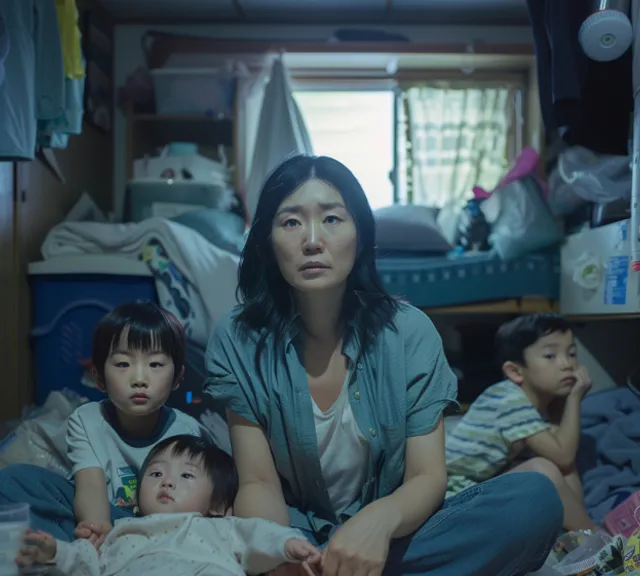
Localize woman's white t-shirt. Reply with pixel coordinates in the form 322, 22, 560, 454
312, 367, 370, 515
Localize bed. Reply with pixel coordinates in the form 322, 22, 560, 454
376, 249, 560, 311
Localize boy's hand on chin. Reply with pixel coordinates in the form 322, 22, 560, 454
569, 366, 592, 399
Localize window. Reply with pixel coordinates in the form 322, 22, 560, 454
294, 90, 395, 210
397, 84, 521, 208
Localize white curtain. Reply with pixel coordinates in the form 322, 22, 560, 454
245, 57, 313, 220
398, 84, 517, 208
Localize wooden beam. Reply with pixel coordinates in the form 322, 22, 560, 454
146, 37, 534, 69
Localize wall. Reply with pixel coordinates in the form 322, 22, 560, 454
0, 123, 113, 421
574, 321, 640, 392
113, 23, 534, 218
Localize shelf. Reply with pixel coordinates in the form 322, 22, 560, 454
566, 313, 640, 322
127, 113, 233, 161
422, 297, 558, 316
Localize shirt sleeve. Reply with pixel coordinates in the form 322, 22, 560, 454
229, 517, 304, 575
498, 389, 550, 445
403, 307, 459, 437
55, 539, 101, 576
203, 314, 263, 426
66, 408, 101, 475
34, 0, 65, 120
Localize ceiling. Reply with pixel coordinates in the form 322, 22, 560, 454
97, 0, 529, 25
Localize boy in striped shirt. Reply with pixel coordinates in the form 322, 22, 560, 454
445, 313, 597, 531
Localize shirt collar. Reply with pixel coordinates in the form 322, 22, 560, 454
282, 290, 386, 362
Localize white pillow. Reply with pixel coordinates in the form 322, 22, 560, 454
374, 205, 452, 253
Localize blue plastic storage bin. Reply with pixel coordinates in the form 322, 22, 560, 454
29, 264, 157, 405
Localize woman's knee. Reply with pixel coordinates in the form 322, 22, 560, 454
521, 457, 565, 487
505, 471, 563, 531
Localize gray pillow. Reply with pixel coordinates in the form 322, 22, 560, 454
172, 209, 246, 255
374, 205, 452, 253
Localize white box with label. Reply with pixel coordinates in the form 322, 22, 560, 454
560, 219, 640, 315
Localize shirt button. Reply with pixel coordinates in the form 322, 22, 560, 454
357, 363, 363, 370
354, 391, 360, 400
369, 428, 377, 437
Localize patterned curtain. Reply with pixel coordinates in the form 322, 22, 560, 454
397, 82, 520, 208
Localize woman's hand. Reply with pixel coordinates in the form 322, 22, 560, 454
323, 503, 398, 576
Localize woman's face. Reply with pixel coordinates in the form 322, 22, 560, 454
271, 178, 357, 294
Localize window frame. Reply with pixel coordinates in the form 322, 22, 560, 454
290, 72, 527, 208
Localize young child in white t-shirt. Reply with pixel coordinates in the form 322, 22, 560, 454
0, 301, 203, 545
17, 435, 321, 576
69, 301, 205, 545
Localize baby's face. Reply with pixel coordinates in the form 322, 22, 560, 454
138, 448, 214, 516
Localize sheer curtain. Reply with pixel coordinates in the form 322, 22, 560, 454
397, 82, 521, 208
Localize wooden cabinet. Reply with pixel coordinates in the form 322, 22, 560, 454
0, 124, 113, 420
0, 163, 23, 422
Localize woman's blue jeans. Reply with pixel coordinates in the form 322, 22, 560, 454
303, 471, 563, 576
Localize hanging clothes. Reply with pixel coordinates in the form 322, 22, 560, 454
55, 0, 84, 80
634, 1, 640, 99
245, 57, 313, 219
526, 0, 633, 156
0, 13, 8, 87
38, 0, 86, 149
0, 0, 65, 160
38, 69, 85, 149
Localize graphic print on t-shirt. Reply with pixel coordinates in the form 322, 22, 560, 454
114, 466, 138, 508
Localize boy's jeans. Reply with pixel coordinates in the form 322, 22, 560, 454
0, 464, 133, 540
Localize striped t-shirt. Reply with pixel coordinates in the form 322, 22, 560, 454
445, 380, 549, 497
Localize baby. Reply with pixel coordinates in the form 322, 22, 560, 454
17, 435, 320, 576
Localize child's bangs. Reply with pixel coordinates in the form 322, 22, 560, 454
168, 441, 209, 473
109, 322, 171, 356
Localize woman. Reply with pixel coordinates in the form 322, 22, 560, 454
205, 155, 563, 576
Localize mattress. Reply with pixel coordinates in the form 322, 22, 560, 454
376, 250, 560, 309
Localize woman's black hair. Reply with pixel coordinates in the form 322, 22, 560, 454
235, 154, 398, 354
92, 301, 185, 380
138, 434, 238, 514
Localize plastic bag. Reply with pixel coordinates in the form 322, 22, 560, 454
531, 530, 625, 576
480, 176, 562, 261
0, 389, 87, 476
548, 146, 631, 216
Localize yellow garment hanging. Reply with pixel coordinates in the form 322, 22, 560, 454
55, 0, 85, 79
